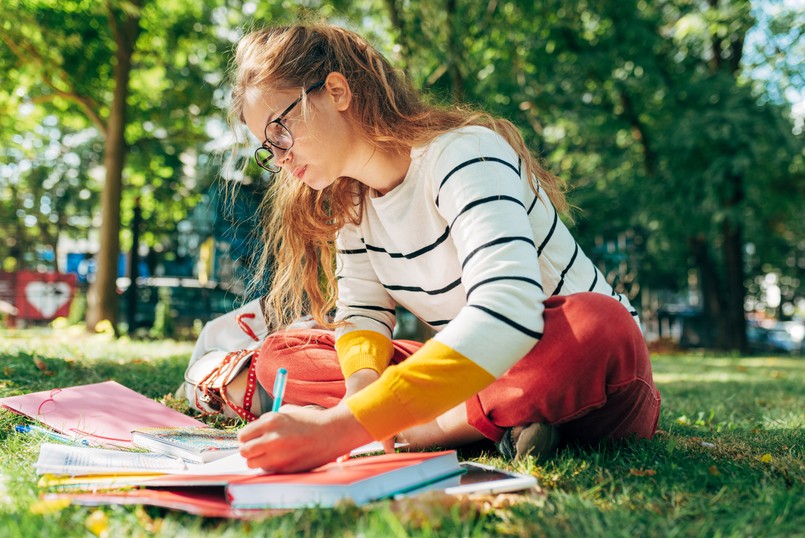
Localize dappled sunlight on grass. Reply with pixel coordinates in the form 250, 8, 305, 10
0, 327, 194, 364
654, 371, 763, 383
652, 354, 804, 385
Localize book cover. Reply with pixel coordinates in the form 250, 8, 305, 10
226, 450, 463, 509
0, 381, 205, 447
131, 427, 239, 464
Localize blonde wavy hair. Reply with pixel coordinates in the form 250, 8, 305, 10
228, 23, 567, 331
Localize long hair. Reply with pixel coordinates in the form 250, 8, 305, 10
228, 23, 567, 331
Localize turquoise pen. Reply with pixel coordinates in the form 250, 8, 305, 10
15, 424, 90, 446
271, 367, 288, 412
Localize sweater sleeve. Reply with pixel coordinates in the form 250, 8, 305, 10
334, 221, 398, 377
346, 128, 548, 439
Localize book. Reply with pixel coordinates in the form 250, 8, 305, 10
225, 450, 464, 509
35, 443, 262, 491
35, 442, 190, 476
131, 427, 239, 464
36, 443, 463, 509
0, 381, 205, 447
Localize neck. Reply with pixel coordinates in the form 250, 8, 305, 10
347, 139, 411, 195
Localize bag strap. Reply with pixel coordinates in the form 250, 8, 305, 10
236, 312, 262, 343
192, 311, 264, 422
195, 348, 259, 422
218, 353, 260, 423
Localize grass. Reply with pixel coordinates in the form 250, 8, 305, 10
0, 326, 803, 537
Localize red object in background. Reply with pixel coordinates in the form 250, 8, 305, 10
10, 271, 77, 320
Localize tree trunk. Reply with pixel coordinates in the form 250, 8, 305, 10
722, 218, 748, 352
690, 236, 727, 348
720, 167, 749, 353
86, 2, 141, 332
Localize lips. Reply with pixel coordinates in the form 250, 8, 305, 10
291, 165, 307, 180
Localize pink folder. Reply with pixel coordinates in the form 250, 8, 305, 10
0, 381, 205, 447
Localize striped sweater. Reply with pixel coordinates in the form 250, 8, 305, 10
336, 126, 639, 440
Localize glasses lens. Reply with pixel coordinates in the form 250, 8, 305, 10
265, 121, 293, 150
254, 147, 279, 173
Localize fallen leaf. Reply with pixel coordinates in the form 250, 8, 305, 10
29, 497, 72, 514
85, 509, 109, 537
390, 491, 477, 527
708, 465, 720, 476
629, 469, 657, 477
33, 357, 55, 376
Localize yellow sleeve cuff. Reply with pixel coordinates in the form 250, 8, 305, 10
335, 330, 395, 378
345, 339, 495, 441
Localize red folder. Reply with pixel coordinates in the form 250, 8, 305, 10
42, 488, 277, 519
0, 381, 205, 447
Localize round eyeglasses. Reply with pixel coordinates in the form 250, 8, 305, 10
254, 80, 326, 173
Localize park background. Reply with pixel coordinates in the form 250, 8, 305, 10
0, 1, 803, 536
1, 0, 803, 355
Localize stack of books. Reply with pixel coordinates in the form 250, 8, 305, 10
2, 381, 530, 517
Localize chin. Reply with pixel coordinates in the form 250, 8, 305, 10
303, 176, 336, 191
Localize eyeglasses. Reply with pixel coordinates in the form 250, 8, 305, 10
254, 80, 326, 173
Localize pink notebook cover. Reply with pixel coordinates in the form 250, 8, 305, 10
0, 381, 205, 447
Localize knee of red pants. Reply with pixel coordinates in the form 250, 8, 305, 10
553, 293, 652, 386
468, 293, 655, 437
255, 329, 344, 408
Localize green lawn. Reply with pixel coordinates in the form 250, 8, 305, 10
0, 327, 802, 537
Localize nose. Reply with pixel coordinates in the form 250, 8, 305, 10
274, 147, 292, 168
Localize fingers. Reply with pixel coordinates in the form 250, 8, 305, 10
238, 412, 275, 444
382, 436, 395, 454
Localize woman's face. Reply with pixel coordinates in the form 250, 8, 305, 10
242, 81, 353, 191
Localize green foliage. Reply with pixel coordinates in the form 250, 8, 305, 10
1, 1, 803, 346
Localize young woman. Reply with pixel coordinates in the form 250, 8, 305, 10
231, 24, 661, 473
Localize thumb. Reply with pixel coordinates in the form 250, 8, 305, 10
382, 436, 395, 454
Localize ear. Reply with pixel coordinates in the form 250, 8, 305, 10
323, 72, 352, 112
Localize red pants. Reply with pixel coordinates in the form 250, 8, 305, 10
255, 292, 661, 443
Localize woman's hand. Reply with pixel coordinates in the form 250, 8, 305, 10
238, 404, 372, 473
342, 369, 395, 454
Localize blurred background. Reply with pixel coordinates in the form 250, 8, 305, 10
0, 0, 802, 354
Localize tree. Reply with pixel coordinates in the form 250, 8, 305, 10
1, 0, 234, 330
378, 0, 803, 351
